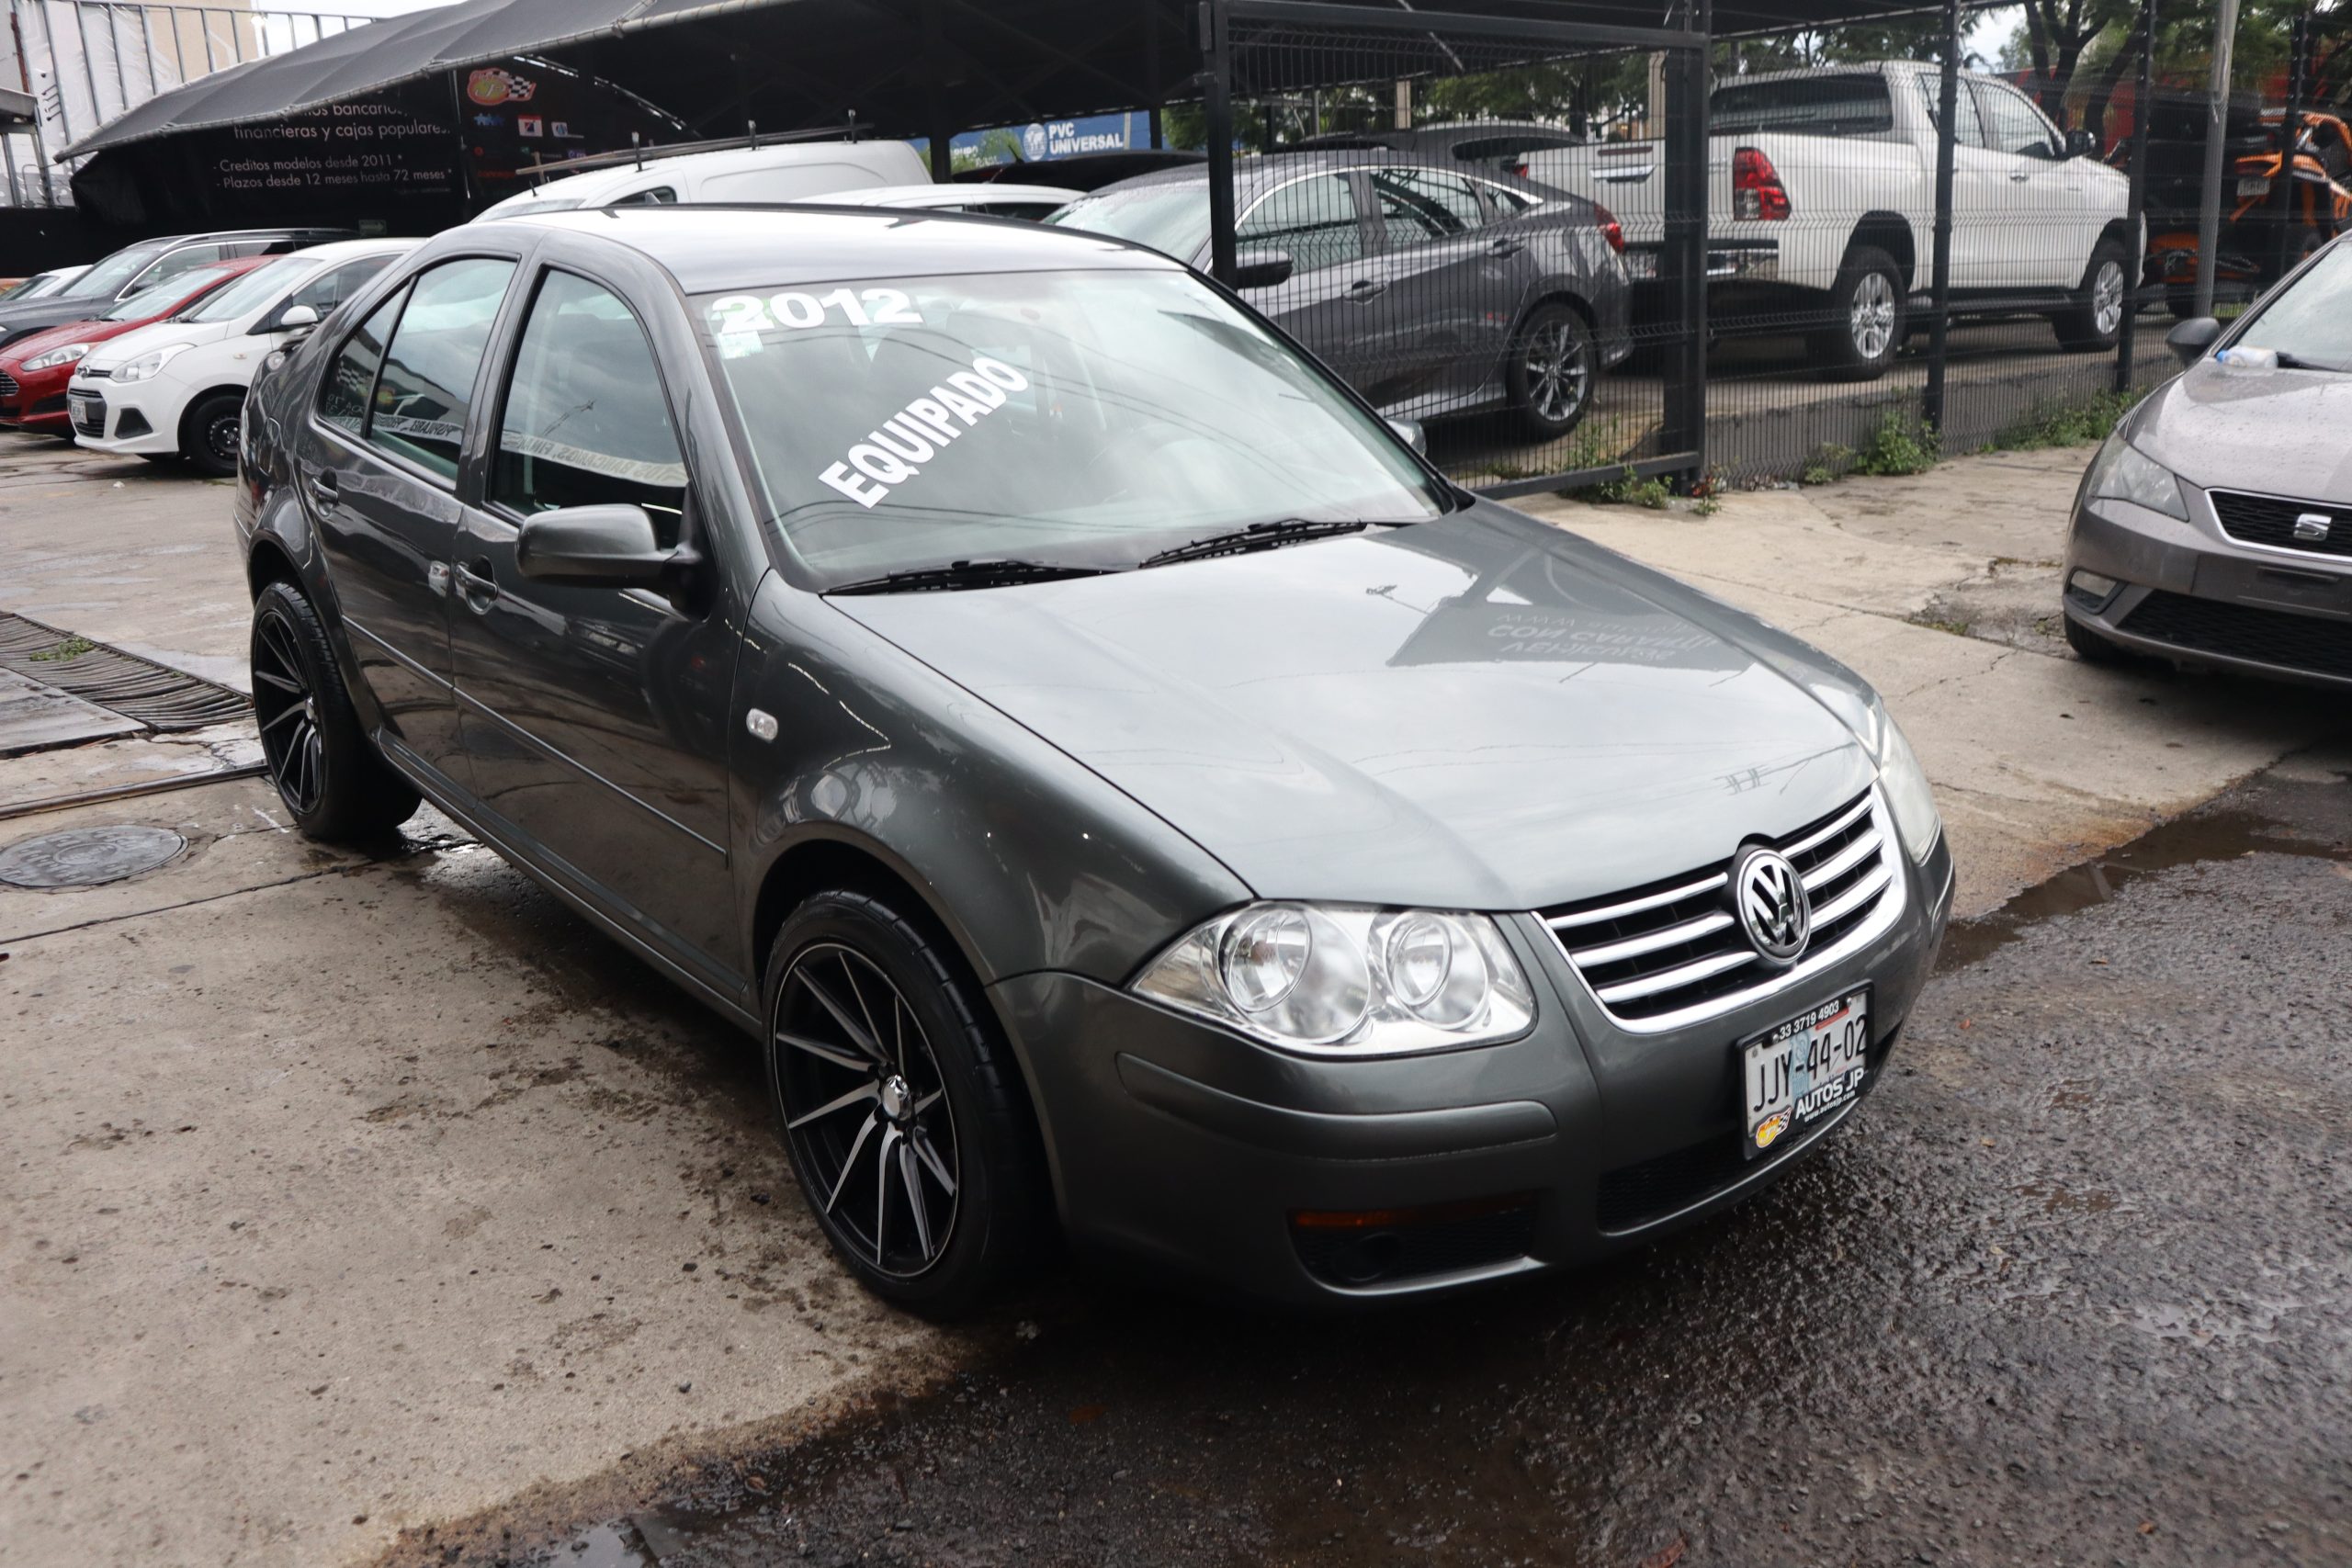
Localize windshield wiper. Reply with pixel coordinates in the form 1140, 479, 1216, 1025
2271, 351, 2347, 373
1138, 517, 1376, 569
827, 558, 1115, 595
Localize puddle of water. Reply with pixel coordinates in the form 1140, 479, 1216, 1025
1938, 805, 2350, 972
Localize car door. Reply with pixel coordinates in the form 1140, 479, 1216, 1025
445, 259, 743, 983
1359, 164, 1521, 414
1914, 73, 2005, 292
1968, 79, 2077, 288
303, 253, 521, 791
1225, 172, 1381, 392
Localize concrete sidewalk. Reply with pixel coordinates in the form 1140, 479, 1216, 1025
0, 434, 2341, 1568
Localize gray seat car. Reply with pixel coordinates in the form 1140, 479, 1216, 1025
1050, 151, 1633, 439
235, 206, 1949, 1315
2064, 234, 2352, 689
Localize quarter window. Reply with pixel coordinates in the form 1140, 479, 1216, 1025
366, 257, 516, 481
289, 256, 393, 317
1370, 167, 1487, 246
320, 285, 407, 437
1237, 174, 1363, 272
492, 271, 687, 546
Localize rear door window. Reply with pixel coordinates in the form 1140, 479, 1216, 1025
1369, 167, 1487, 247
1236, 174, 1365, 271
364, 257, 517, 481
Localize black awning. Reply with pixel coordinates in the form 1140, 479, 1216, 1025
62, 0, 1977, 164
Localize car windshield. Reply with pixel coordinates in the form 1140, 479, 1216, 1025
98, 275, 209, 321
2231, 242, 2352, 370
182, 255, 309, 323
1046, 183, 1209, 259
60, 242, 170, 300
698, 267, 1449, 585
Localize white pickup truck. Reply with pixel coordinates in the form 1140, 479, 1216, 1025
1521, 62, 2136, 379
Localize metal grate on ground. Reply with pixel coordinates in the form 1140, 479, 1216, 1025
0, 613, 250, 731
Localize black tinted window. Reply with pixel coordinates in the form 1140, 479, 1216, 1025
1237, 175, 1363, 271
492, 271, 686, 545
1713, 75, 1894, 136
368, 257, 515, 480
320, 285, 407, 437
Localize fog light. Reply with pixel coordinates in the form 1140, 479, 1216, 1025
2067, 569, 2120, 607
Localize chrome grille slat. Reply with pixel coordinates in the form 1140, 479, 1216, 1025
1570, 909, 1736, 967
1536, 786, 1907, 1032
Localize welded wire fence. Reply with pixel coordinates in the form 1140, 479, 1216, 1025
6, 1, 374, 207
1204, 0, 2343, 492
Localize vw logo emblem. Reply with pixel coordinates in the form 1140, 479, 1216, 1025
1731, 846, 1811, 964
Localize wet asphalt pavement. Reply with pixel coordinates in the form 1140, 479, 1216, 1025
388, 758, 2352, 1568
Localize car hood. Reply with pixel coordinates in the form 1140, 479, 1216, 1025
0, 295, 107, 344
0, 318, 105, 367
80, 319, 238, 374
831, 502, 1877, 911
2133, 362, 2352, 501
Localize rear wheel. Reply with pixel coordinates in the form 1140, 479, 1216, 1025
1809, 245, 1905, 382
2052, 238, 2131, 351
762, 890, 1049, 1318
1505, 302, 1594, 440
182, 390, 244, 479
250, 581, 420, 840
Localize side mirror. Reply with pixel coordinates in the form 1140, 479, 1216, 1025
266, 303, 320, 336
1388, 417, 1428, 455
2064, 127, 2099, 160
516, 503, 680, 589
1232, 248, 1295, 289
2165, 315, 2222, 367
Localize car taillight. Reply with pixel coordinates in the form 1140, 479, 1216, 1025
1514, 159, 1530, 178
1733, 147, 1791, 220
1592, 202, 1624, 254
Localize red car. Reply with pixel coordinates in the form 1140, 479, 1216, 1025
0, 258, 266, 436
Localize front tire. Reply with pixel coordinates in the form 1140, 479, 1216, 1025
762, 890, 1049, 1317
2053, 238, 2131, 352
1810, 244, 1906, 382
182, 390, 244, 479
250, 581, 420, 840
1505, 301, 1595, 440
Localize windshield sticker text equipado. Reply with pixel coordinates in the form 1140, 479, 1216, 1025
817, 355, 1031, 510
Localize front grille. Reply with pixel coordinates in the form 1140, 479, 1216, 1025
1540, 788, 1901, 1031
2122, 592, 2352, 680
68, 392, 105, 438
2210, 490, 2352, 560
0, 371, 17, 397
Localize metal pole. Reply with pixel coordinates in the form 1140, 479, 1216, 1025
2270, 8, 2308, 285
10, 0, 60, 204
1144, 1, 1164, 148
1660, 0, 1707, 479
2192, 0, 2242, 316
922, 0, 951, 180
1203, 0, 1238, 284
2115, 0, 2157, 394
1923, 0, 1961, 433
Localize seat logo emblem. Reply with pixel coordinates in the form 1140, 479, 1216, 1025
1733, 846, 1811, 964
2293, 512, 2332, 542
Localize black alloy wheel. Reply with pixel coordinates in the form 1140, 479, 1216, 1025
763, 891, 1047, 1315
184, 390, 243, 479
249, 581, 420, 840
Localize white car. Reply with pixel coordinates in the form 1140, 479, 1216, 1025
818, 182, 1078, 221
1521, 62, 2136, 378
70, 239, 417, 476
3, 265, 90, 301
476, 140, 931, 220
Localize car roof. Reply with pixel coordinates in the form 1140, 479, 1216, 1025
513, 141, 921, 200
821, 183, 1075, 209
1085, 148, 1563, 200
493, 205, 1177, 293
278, 237, 425, 264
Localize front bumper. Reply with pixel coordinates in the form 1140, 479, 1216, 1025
990, 832, 1954, 1307
2064, 488, 2352, 691
66, 378, 177, 454
0, 368, 73, 433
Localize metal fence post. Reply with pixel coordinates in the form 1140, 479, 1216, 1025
2192, 0, 2242, 317
1659, 0, 1708, 481
2270, 7, 2308, 283
1922, 0, 1960, 433
2115, 0, 2156, 394
1202, 0, 1238, 286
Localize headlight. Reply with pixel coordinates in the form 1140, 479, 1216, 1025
2084, 431, 2187, 521
20, 342, 90, 371
112, 343, 193, 383
1133, 903, 1535, 1055
1874, 711, 1942, 863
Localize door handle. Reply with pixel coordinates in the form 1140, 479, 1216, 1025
1345, 277, 1388, 300
307, 468, 339, 508
1487, 237, 1526, 256
453, 559, 498, 615
2008, 170, 2031, 182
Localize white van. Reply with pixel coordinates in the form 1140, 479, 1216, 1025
477, 141, 931, 220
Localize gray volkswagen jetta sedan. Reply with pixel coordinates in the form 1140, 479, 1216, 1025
234, 207, 1951, 1314
2063, 234, 2352, 689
